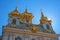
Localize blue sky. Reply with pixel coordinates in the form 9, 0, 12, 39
0, 0, 60, 36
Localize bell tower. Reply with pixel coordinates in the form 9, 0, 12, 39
39, 11, 54, 33
20, 8, 34, 24
40, 11, 52, 26
8, 7, 21, 25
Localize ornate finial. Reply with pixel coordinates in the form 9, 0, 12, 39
16, 6, 18, 10
25, 8, 28, 13
41, 9, 44, 17
14, 6, 18, 13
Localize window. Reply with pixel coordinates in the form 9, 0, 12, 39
32, 39, 35, 40
25, 19, 29, 23
12, 19, 16, 24
46, 24, 50, 29
50, 38, 54, 40
26, 19, 29, 23
15, 37, 21, 40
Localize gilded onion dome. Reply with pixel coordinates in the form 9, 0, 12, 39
9, 7, 21, 18
20, 8, 34, 24
40, 11, 52, 26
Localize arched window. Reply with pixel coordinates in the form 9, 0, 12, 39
32, 39, 35, 40
46, 24, 50, 29
15, 37, 22, 40
26, 19, 29, 23
25, 19, 29, 23
12, 19, 16, 24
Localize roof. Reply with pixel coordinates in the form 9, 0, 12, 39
5, 22, 55, 34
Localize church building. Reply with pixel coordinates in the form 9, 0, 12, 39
2, 7, 59, 40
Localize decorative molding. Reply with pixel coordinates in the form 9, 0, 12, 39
3, 27, 58, 39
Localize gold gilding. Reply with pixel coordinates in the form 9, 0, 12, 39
20, 9, 33, 24
9, 7, 21, 18
9, 13, 21, 18
9, 8, 33, 24
40, 12, 52, 26
31, 26, 37, 33
26, 25, 37, 33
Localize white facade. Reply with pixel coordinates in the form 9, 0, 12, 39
2, 27, 58, 40
2, 7, 59, 40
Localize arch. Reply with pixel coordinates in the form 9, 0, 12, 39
15, 37, 22, 40
25, 19, 29, 23
12, 19, 16, 24
32, 38, 35, 40
46, 24, 50, 29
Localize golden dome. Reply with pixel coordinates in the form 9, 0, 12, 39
40, 11, 52, 26
9, 7, 21, 18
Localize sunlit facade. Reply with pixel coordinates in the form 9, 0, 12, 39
2, 7, 59, 40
